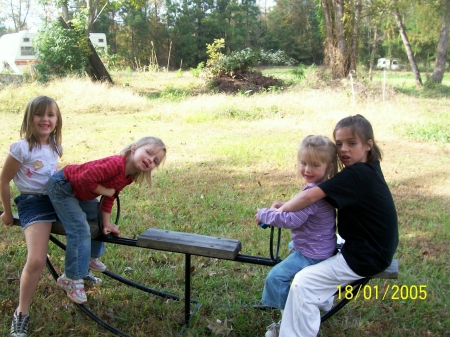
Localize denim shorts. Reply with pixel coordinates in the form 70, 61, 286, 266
14, 194, 57, 230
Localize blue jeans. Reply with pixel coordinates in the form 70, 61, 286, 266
47, 170, 105, 280
262, 249, 324, 310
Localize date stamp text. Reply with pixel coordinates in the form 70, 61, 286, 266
336, 284, 427, 301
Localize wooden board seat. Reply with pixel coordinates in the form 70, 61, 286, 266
136, 227, 242, 260
13, 215, 100, 238
372, 259, 399, 279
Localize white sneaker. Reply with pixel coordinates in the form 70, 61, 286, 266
57, 274, 87, 304
265, 321, 280, 337
89, 258, 107, 272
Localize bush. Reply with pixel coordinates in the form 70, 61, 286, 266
205, 39, 296, 79
33, 20, 91, 81
190, 62, 205, 77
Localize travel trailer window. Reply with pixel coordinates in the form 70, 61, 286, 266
21, 47, 35, 56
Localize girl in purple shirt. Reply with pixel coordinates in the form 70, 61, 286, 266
255, 135, 338, 337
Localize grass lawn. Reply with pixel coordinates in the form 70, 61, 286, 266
0, 67, 449, 336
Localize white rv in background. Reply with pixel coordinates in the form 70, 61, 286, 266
0, 31, 37, 74
88, 33, 107, 52
376, 58, 404, 71
0, 31, 107, 74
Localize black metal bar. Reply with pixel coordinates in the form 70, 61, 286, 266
185, 254, 191, 326
94, 234, 138, 247
234, 254, 279, 266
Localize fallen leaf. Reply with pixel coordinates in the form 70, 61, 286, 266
206, 318, 233, 336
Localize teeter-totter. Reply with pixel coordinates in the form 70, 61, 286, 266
13, 197, 398, 336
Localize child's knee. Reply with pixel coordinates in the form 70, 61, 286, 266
25, 256, 47, 272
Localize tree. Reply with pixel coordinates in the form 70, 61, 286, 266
431, 1, 450, 84
1, 0, 31, 31
265, 0, 322, 64
391, 0, 422, 86
50, 0, 108, 33
319, 0, 362, 79
33, 19, 91, 80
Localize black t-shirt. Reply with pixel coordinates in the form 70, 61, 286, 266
318, 161, 398, 276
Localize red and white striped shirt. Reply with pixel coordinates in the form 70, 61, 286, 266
63, 155, 133, 213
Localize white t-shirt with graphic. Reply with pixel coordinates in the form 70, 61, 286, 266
9, 139, 59, 194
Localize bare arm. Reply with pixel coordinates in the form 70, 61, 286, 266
277, 186, 326, 212
0, 155, 22, 226
101, 210, 119, 236
93, 184, 115, 197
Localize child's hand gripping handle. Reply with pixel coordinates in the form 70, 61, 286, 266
98, 193, 120, 238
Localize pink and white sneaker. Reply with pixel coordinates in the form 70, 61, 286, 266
89, 258, 107, 272
57, 274, 87, 304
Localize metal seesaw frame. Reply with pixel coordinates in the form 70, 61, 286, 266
43, 195, 284, 336
43, 195, 362, 336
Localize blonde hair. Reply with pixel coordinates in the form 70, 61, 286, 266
297, 135, 338, 180
20, 96, 63, 157
121, 136, 166, 188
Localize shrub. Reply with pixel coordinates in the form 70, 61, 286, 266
33, 19, 91, 81
205, 39, 296, 79
190, 62, 205, 77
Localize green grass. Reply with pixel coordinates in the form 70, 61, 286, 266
0, 68, 449, 336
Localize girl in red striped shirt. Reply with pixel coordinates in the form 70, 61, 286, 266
46, 137, 166, 304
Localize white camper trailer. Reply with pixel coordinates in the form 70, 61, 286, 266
0, 31, 38, 74
0, 31, 108, 74
89, 33, 107, 52
376, 58, 404, 70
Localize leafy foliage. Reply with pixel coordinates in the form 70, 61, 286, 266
205, 38, 295, 78
33, 19, 91, 81
190, 62, 205, 77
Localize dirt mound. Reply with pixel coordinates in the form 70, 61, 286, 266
209, 70, 284, 94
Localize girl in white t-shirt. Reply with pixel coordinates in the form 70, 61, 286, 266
0, 96, 63, 337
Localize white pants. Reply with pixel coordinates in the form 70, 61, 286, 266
279, 252, 363, 337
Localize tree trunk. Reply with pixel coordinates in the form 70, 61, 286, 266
86, 0, 101, 33
432, 10, 450, 84
322, 0, 334, 67
333, 0, 347, 78
392, 4, 422, 86
369, 26, 378, 82
60, 0, 70, 22
350, 0, 361, 72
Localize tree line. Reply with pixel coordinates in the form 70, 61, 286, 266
1, 0, 449, 83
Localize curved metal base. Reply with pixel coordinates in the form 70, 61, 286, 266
47, 235, 200, 337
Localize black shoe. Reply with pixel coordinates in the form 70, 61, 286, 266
83, 272, 103, 288
253, 305, 277, 310
10, 311, 30, 337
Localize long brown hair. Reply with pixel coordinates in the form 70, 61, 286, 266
20, 96, 63, 157
333, 114, 382, 163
